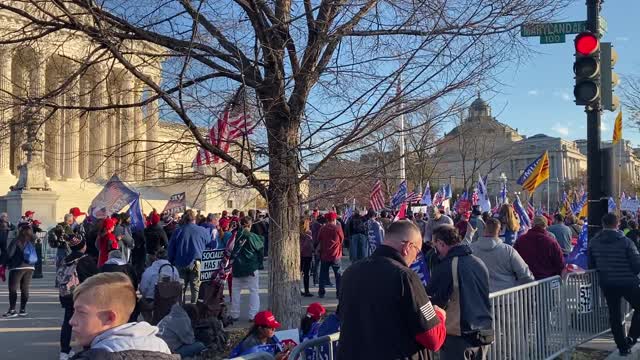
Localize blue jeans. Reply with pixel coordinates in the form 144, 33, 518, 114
319, 260, 341, 297
175, 342, 206, 357
349, 234, 367, 262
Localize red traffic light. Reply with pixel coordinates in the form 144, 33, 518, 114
575, 32, 599, 56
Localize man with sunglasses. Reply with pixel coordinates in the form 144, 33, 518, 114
339, 220, 446, 359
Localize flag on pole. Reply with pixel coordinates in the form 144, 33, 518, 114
471, 189, 479, 206
567, 222, 589, 269
420, 182, 432, 206
433, 188, 445, 207
574, 192, 588, 216
608, 197, 617, 213
342, 205, 354, 223
192, 86, 253, 167
444, 184, 452, 199
406, 191, 422, 204
613, 110, 623, 144
128, 195, 146, 233
88, 175, 139, 219
370, 180, 385, 211
477, 174, 491, 212
513, 195, 531, 230
517, 151, 550, 193
391, 180, 408, 208
499, 182, 507, 204
526, 196, 535, 219
393, 202, 408, 221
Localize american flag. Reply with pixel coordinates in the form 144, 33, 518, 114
342, 206, 354, 223
527, 197, 535, 217
390, 180, 408, 208
406, 191, 422, 204
471, 190, 479, 206
370, 180, 385, 211
193, 86, 253, 167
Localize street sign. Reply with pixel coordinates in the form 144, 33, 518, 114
540, 34, 566, 44
521, 21, 586, 37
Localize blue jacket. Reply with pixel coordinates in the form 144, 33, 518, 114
199, 223, 218, 249
366, 219, 384, 256
168, 223, 209, 268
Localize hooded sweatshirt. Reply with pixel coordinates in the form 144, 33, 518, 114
588, 229, 640, 288
156, 303, 196, 351
470, 236, 534, 292
90, 322, 172, 354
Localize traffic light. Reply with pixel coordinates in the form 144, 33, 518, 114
573, 32, 600, 106
600, 42, 619, 111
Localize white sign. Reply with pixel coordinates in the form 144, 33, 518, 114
578, 284, 593, 314
621, 198, 640, 212
199, 249, 225, 281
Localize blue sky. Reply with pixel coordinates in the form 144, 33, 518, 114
484, 0, 639, 145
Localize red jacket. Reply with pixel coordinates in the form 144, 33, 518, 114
98, 232, 119, 267
318, 223, 344, 262
514, 226, 564, 280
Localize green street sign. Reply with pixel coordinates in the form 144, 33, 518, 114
540, 34, 566, 44
521, 21, 586, 37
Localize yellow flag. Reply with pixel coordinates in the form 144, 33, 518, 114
613, 110, 623, 144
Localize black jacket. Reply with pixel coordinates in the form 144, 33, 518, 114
338, 245, 441, 360
100, 262, 139, 290
144, 224, 168, 256
71, 349, 179, 360
588, 229, 640, 288
426, 244, 492, 335
64, 251, 99, 283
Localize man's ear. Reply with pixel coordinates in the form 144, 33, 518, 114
99, 309, 118, 327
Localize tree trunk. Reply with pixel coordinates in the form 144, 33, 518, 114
266, 111, 301, 329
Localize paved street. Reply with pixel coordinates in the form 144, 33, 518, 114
0, 261, 340, 360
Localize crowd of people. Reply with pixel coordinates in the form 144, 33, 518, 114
1, 198, 640, 359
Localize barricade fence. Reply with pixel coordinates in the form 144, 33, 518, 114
278, 270, 632, 360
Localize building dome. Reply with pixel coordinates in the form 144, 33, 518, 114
468, 95, 491, 119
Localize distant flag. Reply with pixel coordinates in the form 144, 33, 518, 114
192, 135, 213, 167
517, 151, 550, 193
471, 189, 479, 206
460, 191, 468, 200
370, 180, 385, 211
433, 189, 445, 207
420, 182, 432, 206
128, 195, 146, 233
513, 195, 531, 230
499, 182, 507, 204
342, 205, 354, 223
393, 202, 408, 221
612, 110, 622, 144
444, 184, 453, 199
621, 191, 628, 201
478, 174, 491, 212
390, 180, 408, 208
567, 222, 589, 270
574, 192, 588, 216
406, 191, 422, 204
579, 184, 586, 198
526, 196, 535, 219
608, 197, 617, 213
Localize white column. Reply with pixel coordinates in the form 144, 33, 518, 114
79, 78, 90, 179
133, 81, 144, 181
121, 74, 134, 180
0, 49, 12, 175
145, 83, 159, 179
89, 73, 107, 180
63, 78, 80, 179
29, 55, 45, 159
11, 58, 26, 173
46, 72, 63, 180
105, 80, 117, 177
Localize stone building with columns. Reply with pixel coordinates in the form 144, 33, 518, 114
433, 96, 587, 205
0, 7, 263, 224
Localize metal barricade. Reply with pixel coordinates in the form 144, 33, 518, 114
563, 270, 612, 349
489, 275, 565, 360
289, 332, 340, 360
227, 352, 275, 360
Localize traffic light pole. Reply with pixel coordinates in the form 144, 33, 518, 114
586, 0, 603, 235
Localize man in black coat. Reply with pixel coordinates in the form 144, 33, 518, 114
588, 213, 640, 356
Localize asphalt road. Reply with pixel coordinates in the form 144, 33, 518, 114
0, 261, 340, 360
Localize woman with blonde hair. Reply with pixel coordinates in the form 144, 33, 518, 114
300, 217, 314, 297
498, 204, 520, 245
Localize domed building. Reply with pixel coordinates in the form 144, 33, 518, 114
434, 96, 587, 205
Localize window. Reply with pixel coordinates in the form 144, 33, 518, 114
160, 163, 166, 179
227, 200, 233, 208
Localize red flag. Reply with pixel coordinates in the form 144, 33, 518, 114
394, 202, 407, 221
370, 180, 385, 211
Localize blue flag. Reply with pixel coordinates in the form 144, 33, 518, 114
88, 175, 138, 219
444, 184, 452, 199
513, 195, 531, 229
420, 182, 432, 206
391, 180, 408, 208
500, 182, 507, 204
410, 252, 430, 287
128, 196, 146, 233
567, 222, 589, 269
608, 197, 617, 213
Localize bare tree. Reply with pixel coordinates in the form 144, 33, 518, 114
0, 0, 566, 326
623, 74, 640, 130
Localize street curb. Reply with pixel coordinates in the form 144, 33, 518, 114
606, 344, 640, 359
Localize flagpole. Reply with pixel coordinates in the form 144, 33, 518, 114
398, 74, 406, 182
547, 177, 550, 213
619, 139, 622, 201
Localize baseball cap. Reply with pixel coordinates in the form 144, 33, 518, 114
25, 210, 35, 217
253, 310, 281, 329
306, 302, 326, 321
69, 207, 86, 217
325, 212, 338, 221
